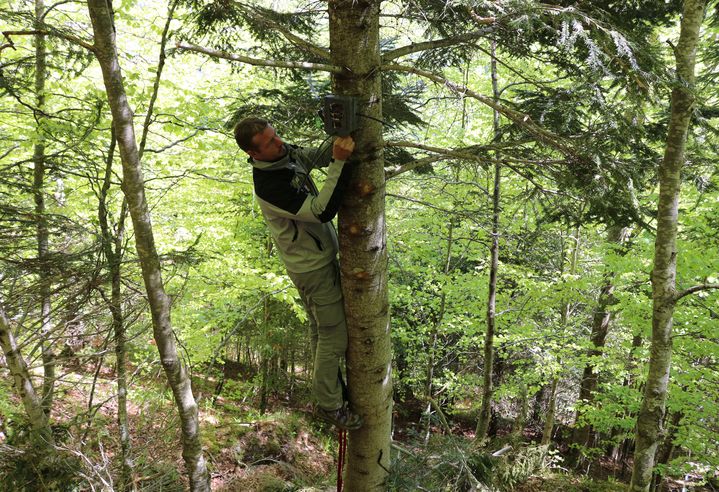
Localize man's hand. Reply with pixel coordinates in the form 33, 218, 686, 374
332, 136, 355, 161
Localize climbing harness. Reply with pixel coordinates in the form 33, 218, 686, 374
337, 428, 348, 491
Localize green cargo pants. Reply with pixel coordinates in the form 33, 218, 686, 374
288, 260, 347, 411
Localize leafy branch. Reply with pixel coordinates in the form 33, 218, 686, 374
675, 283, 719, 302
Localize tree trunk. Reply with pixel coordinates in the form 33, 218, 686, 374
85, 1, 210, 489
476, 39, 501, 441
532, 384, 548, 427
424, 221, 453, 444
0, 307, 54, 447
330, 1, 391, 489
511, 382, 529, 438
571, 225, 628, 462
630, 1, 706, 489
652, 411, 683, 492
259, 354, 269, 414
33, 0, 55, 418
98, 127, 133, 489
543, 227, 580, 446
541, 375, 559, 446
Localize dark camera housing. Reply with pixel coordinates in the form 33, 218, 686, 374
321, 95, 359, 136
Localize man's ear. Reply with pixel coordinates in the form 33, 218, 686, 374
246, 149, 258, 160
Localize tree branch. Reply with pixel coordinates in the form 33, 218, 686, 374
384, 141, 489, 179
139, 0, 178, 159
175, 41, 343, 73
675, 283, 719, 302
143, 129, 204, 154
0, 145, 20, 161
384, 140, 569, 179
386, 140, 482, 160
385, 155, 447, 180
1, 29, 95, 52
240, 4, 330, 61
41, 0, 76, 20
466, 8, 496, 27
382, 63, 582, 160
381, 28, 493, 63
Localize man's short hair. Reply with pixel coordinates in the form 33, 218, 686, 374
234, 117, 269, 151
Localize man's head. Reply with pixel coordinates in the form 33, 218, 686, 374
234, 117, 287, 162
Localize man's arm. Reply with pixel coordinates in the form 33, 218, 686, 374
296, 134, 353, 171
256, 136, 355, 223
308, 136, 354, 221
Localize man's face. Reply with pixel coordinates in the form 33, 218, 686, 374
247, 125, 287, 162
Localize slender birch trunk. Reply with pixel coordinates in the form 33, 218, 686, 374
86, 1, 210, 489
33, 0, 55, 417
630, 1, 706, 489
0, 307, 54, 447
476, 40, 501, 440
330, 1, 391, 489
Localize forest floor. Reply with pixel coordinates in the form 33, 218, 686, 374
2, 362, 714, 491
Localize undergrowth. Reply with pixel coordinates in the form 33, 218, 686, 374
387, 435, 558, 491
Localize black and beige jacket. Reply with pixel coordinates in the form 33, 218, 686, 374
251, 142, 348, 273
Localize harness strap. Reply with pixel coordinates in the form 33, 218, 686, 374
337, 428, 348, 491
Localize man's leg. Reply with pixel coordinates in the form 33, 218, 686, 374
288, 261, 346, 410
295, 287, 319, 371
310, 296, 347, 410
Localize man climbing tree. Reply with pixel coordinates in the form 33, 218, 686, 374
234, 117, 362, 430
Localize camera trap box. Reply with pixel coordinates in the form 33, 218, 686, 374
321, 95, 359, 136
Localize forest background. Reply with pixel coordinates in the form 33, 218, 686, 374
0, 0, 718, 491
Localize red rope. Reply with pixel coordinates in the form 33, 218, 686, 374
337, 429, 348, 491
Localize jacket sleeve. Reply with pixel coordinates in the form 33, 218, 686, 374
294, 139, 334, 171
257, 158, 348, 224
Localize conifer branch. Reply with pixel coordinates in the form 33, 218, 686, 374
385, 140, 568, 187
175, 41, 343, 73
241, 5, 330, 61
381, 29, 493, 62
387, 140, 481, 160
1, 29, 95, 52
385, 155, 447, 179
382, 63, 581, 159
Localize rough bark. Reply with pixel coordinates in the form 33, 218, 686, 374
630, 1, 706, 490
330, 1, 391, 489
33, 0, 55, 418
571, 225, 629, 461
85, 1, 210, 489
0, 307, 54, 447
